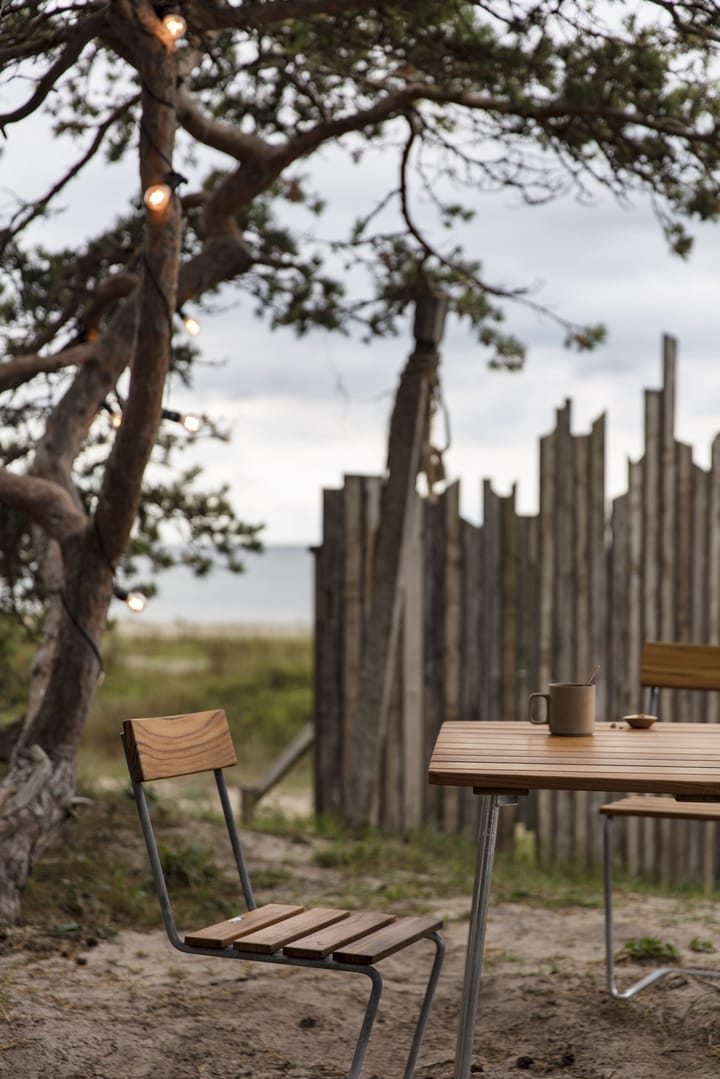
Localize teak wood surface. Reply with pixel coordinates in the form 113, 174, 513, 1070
123, 709, 236, 782
640, 641, 720, 691
428, 721, 720, 799
599, 795, 720, 821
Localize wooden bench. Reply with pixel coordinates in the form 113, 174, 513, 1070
122, 709, 444, 1079
600, 642, 720, 999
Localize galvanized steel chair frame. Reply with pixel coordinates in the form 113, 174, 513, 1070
121, 731, 444, 1079
602, 812, 720, 999
602, 642, 720, 1000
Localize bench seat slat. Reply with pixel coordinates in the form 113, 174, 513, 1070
185, 903, 304, 948
284, 911, 396, 959
333, 915, 442, 965
600, 795, 720, 821
233, 908, 350, 955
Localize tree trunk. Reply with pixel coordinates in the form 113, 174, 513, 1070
344, 288, 448, 828
0, 746, 76, 923
0, 18, 180, 921
0, 531, 112, 922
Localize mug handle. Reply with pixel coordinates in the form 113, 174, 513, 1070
528, 692, 550, 725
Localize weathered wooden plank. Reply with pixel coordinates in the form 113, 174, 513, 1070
442, 482, 462, 833
381, 626, 404, 830
341, 475, 366, 817
589, 415, 607, 722
627, 460, 644, 714
609, 491, 629, 724
691, 464, 709, 725
643, 389, 661, 645
554, 400, 574, 683
586, 415, 608, 865
638, 374, 660, 879
461, 519, 482, 724
537, 427, 556, 865
570, 433, 591, 867
313, 488, 344, 814
401, 493, 425, 828
423, 498, 444, 826
483, 480, 503, 722
553, 403, 574, 866
460, 518, 482, 830
628, 458, 645, 876
707, 435, 720, 725
660, 336, 677, 642
501, 486, 518, 724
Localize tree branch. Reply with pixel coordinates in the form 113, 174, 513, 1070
0, 11, 105, 129
1, 96, 140, 255
0, 468, 86, 542
189, 0, 398, 31
0, 343, 96, 394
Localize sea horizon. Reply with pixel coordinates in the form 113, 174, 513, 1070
113, 544, 314, 628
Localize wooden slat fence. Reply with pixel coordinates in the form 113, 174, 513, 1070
314, 336, 720, 885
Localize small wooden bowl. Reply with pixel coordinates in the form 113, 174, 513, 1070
624, 713, 658, 729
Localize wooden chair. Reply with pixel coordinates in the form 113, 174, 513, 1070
122, 709, 444, 1078
600, 642, 720, 999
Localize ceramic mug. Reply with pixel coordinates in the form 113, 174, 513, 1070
528, 683, 596, 736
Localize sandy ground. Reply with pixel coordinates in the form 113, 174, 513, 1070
2, 870, 720, 1079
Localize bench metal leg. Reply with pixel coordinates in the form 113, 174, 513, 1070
604, 814, 720, 1000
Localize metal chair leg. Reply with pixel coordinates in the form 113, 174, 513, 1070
402, 931, 446, 1079
604, 813, 720, 1000
348, 968, 383, 1079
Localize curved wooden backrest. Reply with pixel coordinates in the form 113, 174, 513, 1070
640, 642, 720, 691
123, 709, 237, 782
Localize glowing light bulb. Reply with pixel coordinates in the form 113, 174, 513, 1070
181, 413, 201, 433
143, 183, 172, 212
162, 12, 187, 40
182, 314, 200, 336
126, 591, 147, 613
110, 412, 123, 429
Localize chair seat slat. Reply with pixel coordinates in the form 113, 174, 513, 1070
333, 915, 442, 965
233, 908, 350, 955
284, 911, 396, 959
600, 795, 720, 821
185, 904, 304, 948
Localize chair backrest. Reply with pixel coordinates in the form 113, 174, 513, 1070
123, 708, 237, 783
122, 709, 255, 940
640, 642, 720, 692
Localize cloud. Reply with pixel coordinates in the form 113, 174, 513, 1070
4, 104, 720, 544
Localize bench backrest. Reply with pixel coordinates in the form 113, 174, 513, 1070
123, 708, 237, 782
640, 642, 720, 692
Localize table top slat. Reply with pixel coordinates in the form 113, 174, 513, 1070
428, 722, 720, 799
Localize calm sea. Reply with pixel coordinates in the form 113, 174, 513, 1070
114, 544, 314, 627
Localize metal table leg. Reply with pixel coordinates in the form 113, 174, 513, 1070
454, 793, 517, 1079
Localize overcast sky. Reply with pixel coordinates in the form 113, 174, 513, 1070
4, 102, 720, 547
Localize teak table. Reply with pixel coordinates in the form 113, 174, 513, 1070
427, 720, 720, 1079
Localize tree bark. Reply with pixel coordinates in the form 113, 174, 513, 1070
344, 288, 448, 828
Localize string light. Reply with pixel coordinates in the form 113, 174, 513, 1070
178, 307, 200, 336
162, 12, 187, 40
102, 400, 123, 428
143, 170, 187, 214
114, 587, 147, 613
161, 407, 202, 432
144, 183, 172, 212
